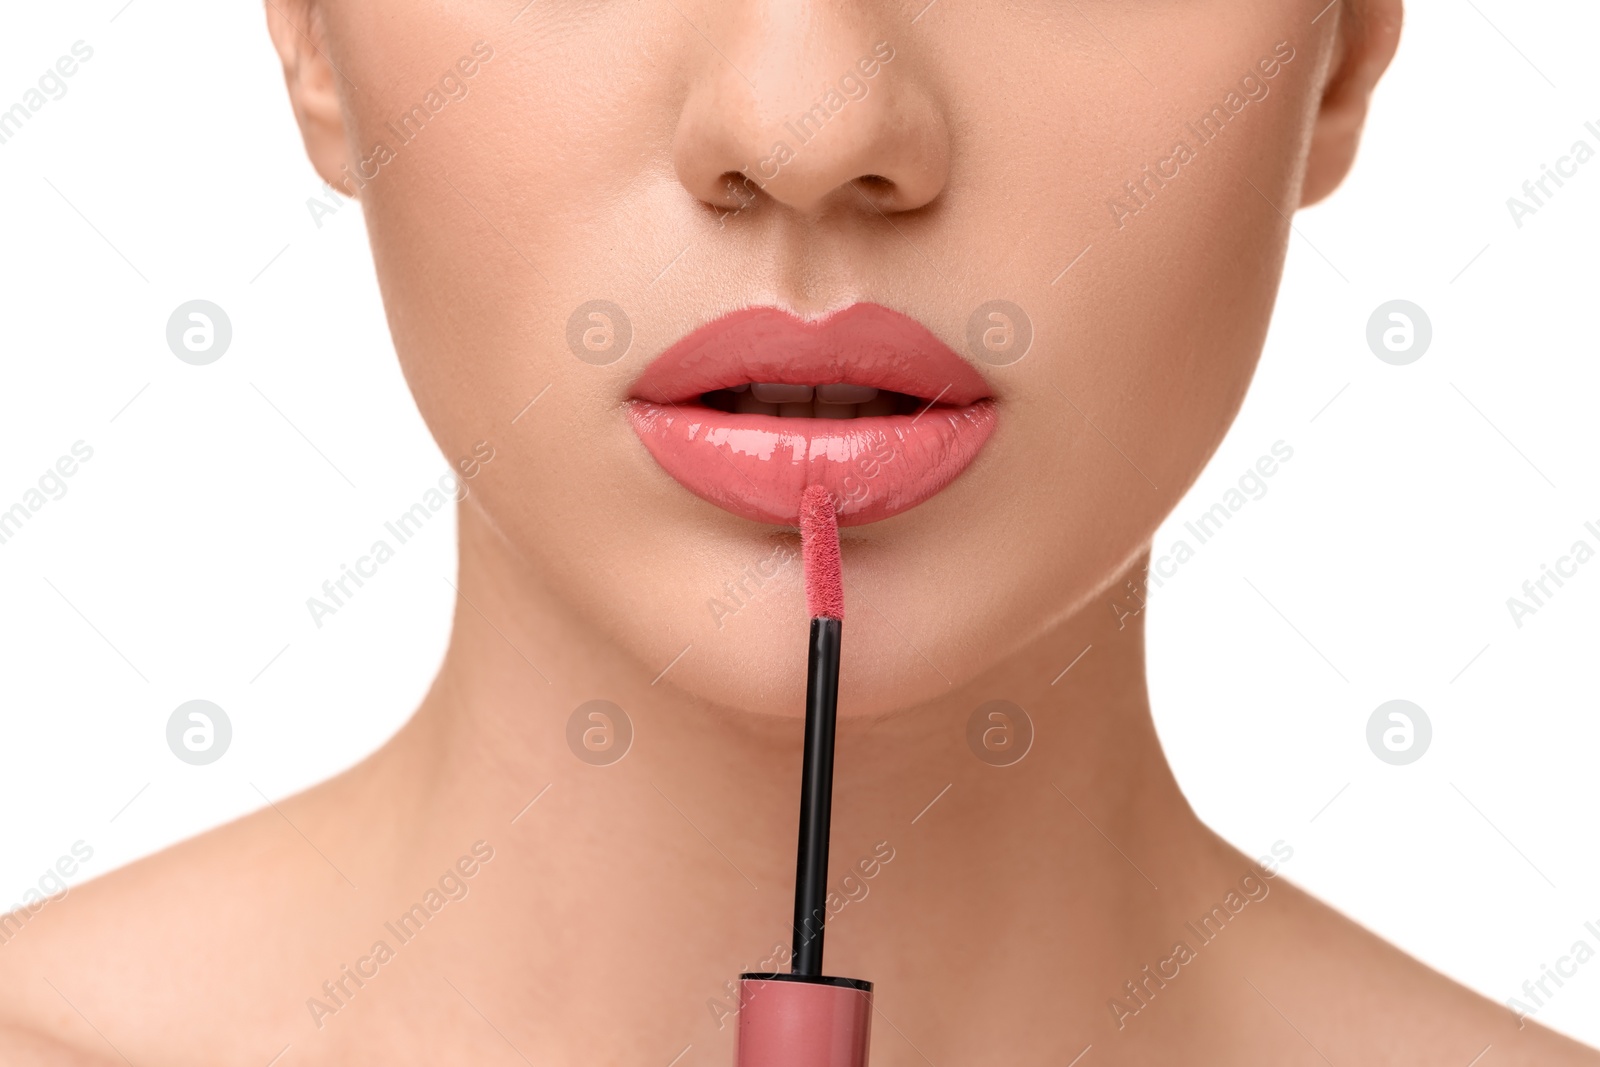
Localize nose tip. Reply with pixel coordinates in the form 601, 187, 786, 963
673, 39, 950, 217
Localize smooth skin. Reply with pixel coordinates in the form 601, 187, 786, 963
3, 0, 1596, 1063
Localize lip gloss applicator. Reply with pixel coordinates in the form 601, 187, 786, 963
736, 485, 874, 1067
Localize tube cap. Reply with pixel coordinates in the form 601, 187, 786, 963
736, 974, 873, 1067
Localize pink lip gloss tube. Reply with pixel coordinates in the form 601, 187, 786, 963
737, 973, 873, 1067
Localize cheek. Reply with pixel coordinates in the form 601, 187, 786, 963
898, 11, 1320, 628
334, 7, 697, 521
330, 5, 685, 382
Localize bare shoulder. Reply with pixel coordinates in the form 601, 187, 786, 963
1212, 856, 1600, 1065
0, 781, 372, 1066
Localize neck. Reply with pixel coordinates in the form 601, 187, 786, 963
359, 503, 1224, 1060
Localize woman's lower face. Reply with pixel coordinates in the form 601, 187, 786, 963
314, 0, 1327, 717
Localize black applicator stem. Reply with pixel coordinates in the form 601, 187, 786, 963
791, 614, 842, 977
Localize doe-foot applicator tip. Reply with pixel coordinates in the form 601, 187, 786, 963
799, 486, 844, 621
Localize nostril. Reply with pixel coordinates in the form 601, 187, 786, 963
717, 171, 762, 210
853, 173, 899, 207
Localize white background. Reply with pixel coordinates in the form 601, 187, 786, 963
1, 0, 1597, 1047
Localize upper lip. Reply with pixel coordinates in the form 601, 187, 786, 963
629, 303, 992, 405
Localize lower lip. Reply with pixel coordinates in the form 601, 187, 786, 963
627, 400, 997, 526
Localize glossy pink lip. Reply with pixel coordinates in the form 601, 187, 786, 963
628, 303, 997, 526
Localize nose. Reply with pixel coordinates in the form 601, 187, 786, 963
671, 14, 950, 217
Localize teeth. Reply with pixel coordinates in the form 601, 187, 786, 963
750, 383, 814, 404
735, 392, 779, 416
723, 383, 902, 418
857, 394, 896, 418
815, 384, 879, 404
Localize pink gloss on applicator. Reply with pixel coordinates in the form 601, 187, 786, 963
800, 486, 846, 621
736, 486, 874, 1067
